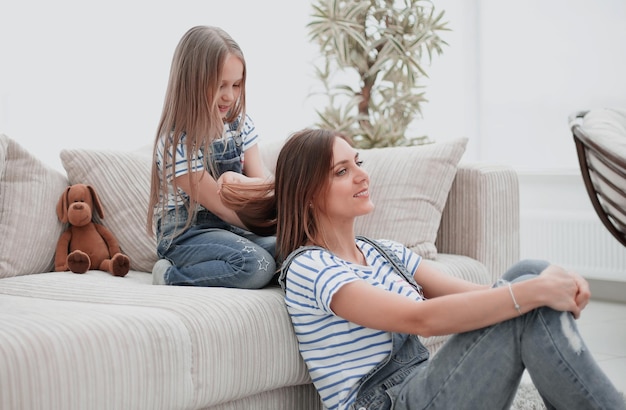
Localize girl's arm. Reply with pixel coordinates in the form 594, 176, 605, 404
175, 171, 245, 228
330, 262, 588, 337
217, 144, 273, 188
242, 144, 270, 179
177, 145, 271, 229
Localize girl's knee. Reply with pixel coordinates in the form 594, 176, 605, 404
237, 251, 276, 288
238, 265, 276, 289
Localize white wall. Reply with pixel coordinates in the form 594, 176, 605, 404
0, 0, 318, 172
519, 171, 626, 282
421, 0, 626, 171
2, 1, 625, 173
477, 0, 626, 171
2, 0, 625, 280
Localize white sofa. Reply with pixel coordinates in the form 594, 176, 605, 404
0, 134, 519, 410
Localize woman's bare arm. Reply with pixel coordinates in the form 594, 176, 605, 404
415, 260, 489, 298
330, 263, 588, 337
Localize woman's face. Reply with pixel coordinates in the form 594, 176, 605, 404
217, 53, 243, 118
318, 137, 374, 222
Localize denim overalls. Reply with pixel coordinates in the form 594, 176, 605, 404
281, 244, 625, 410
156, 126, 276, 288
278, 239, 430, 410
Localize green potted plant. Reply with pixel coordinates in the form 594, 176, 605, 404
308, 0, 449, 148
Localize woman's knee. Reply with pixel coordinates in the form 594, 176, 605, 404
501, 259, 550, 282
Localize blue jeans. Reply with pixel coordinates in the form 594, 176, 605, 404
156, 207, 276, 288
351, 259, 625, 410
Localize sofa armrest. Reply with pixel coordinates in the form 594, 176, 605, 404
436, 163, 520, 283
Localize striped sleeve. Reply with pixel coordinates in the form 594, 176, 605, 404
241, 114, 259, 151
285, 251, 359, 314
156, 134, 204, 182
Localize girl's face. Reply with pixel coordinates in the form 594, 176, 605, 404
318, 137, 374, 222
217, 53, 243, 119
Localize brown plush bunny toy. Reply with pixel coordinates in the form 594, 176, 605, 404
55, 184, 130, 277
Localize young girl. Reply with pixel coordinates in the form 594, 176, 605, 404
146, 26, 276, 288
234, 128, 623, 410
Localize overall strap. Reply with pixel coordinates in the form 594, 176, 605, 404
278, 245, 325, 292
356, 236, 424, 297
279, 237, 424, 297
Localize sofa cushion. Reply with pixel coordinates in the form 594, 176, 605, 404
58, 136, 465, 273
60, 148, 157, 272
261, 138, 467, 259
355, 138, 467, 258
0, 134, 68, 277
0, 292, 194, 410
0, 271, 313, 409
581, 108, 626, 156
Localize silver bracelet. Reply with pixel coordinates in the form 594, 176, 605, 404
507, 282, 522, 315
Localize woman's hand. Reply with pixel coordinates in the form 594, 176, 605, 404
572, 271, 591, 313
537, 265, 590, 319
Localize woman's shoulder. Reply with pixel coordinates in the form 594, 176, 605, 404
356, 237, 406, 254
281, 246, 354, 279
357, 237, 421, 268
287, 238, 407, 265
283, 247, 363, 297
287, 246, 334, 266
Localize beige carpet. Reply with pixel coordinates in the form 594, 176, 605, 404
510, 383, 546, 410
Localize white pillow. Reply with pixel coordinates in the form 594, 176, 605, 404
354, 138, 467, 258
0, 134, 68, 277
60, 148, 157, 272
260, 138, 467, 259
76, 137, 463, 268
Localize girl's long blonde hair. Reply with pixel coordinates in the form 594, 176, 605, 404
147, 26, 247, 235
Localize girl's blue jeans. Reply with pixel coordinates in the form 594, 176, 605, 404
351, 259, 625, 410
156, 207, 276, 288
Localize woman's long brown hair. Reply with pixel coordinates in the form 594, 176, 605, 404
218, 182, 276, 237
220, 129, 348, 262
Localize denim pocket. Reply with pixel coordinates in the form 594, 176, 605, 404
391, 335, 430, 365
351, 386, 392, 410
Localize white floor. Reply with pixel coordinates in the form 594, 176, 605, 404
522, 299, 626, 393
577, 299, 626, 393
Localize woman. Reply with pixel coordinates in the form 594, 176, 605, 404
253, 128, 623, 410
146, 26, 276, 288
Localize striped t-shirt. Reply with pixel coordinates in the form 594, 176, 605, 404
284, 238, 423, 410
156, 114, 259, 210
